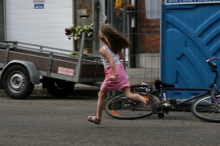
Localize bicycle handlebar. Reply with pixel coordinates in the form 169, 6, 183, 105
206, 57, 219, 69
206, 57, 219, 87
207, 57, 219, 61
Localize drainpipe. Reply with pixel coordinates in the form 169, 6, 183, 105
130, 0, 136, 68
110, 0, 114, 26
94, 0, 100, 55
122, 0, 127, 68
73, 0, 76, 51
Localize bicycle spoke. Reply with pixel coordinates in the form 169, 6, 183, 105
192, 95, 220, 122
105, 93, 161, 120
196, 105, 212, 112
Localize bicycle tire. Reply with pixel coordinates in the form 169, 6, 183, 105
104, 92, 161, 120
191, 94, 220, 123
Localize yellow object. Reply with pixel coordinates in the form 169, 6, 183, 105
83, 49, 88, 54
69, 50, 88, 56
115, 0, 123, 8
69, 52, 79, 56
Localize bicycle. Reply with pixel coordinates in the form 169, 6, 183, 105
104, 57, 220, 122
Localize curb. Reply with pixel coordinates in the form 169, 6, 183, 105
0, 85, 100, 98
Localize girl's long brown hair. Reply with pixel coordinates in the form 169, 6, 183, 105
99, 24, 131, 54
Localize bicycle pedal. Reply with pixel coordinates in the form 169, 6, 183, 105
159, 102, 171, 108
162, 103, 171, 107
171, 106, 176, 109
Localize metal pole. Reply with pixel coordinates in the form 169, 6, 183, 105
160, 0, 162, 80
73, 0, 76, 51
129, 0, 136, 68
122, 0, 126, 68
107, 0, 110, 23
93, 0, 100, 55
110, 0, 114, 26
109, 0, 116, 97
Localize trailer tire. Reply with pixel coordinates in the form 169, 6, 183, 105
2, 65, 34, 99
46, 80, 75, 97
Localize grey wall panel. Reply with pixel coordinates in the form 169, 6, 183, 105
145, 0, 161, 19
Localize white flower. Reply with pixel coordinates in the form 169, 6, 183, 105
66, 23, 93, 40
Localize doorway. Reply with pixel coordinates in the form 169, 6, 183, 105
74, 0, 104, 55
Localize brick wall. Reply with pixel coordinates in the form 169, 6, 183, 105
138, 0, 160, 53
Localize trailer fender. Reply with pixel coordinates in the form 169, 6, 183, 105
1, 60, 40, 86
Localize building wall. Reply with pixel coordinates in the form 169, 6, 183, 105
138, 0, 160, 53
0, 0, 4, 41
133, 0, 160, 68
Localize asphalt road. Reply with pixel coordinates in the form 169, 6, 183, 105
0, 95, 219, 146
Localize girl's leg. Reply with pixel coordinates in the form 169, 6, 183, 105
122, 87, 147, 104
88, 90, 108, 124
96, 90, 108, 120
122, 87, 157, 113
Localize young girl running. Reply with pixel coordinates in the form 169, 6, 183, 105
87, 24, 156, 125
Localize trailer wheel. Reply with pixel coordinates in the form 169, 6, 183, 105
2, 65, 34, 99
46, 80, 75, 97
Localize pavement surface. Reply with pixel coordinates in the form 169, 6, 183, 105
0, 95, 219, 146
0, 83, 191, 111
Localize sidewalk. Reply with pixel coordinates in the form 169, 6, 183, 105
0, 84, 100, 97
0, 83, 190, 111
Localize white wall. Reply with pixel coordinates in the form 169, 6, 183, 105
139, 53, 160, 68
5, 0, 73, 50
145, 0, 161, 19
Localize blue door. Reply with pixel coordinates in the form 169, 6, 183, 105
162, 2, 220, 99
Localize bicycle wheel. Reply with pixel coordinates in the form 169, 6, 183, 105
104, 93, 161, 120
191, 94, 220, 123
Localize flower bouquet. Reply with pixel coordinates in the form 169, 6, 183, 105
65, 23, 93, 40
126, 3, 135, 11
126, 3, 136, 17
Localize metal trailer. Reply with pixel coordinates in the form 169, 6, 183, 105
0, 32, 105, 99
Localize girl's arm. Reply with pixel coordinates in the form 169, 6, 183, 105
118, 50, 125, 60
99, 49, 116, 81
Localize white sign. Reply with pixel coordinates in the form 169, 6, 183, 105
58, 67, 74, 76
165, 0, 220, 4
33, 0, 45, 4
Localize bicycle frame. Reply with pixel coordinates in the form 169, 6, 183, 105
160, 87, 214, 107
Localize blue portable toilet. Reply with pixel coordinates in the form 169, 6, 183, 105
161, 0, 220, 100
